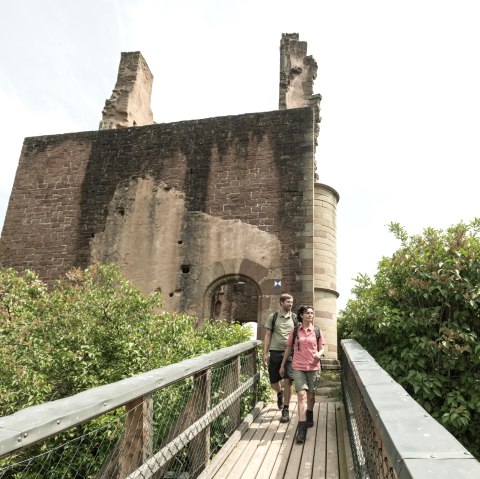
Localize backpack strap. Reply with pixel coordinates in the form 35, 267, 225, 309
292, 322, 299, 349
271, 311, 278, 332
314, 326, 321, 350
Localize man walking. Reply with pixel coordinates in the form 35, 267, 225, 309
262, 293, 296, 423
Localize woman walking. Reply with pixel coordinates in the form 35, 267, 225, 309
279, 305, 325, 443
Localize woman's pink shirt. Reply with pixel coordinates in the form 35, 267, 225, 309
287, 324, 325, 371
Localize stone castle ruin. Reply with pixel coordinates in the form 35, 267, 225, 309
0, 34, 339, 356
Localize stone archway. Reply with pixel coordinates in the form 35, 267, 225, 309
205, 275, 261, 336
195, 258, 280, 340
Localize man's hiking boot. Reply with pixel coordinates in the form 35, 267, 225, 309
277, 390, 284, 409
296, 421, 307, 443
306, 409, 314, 428
280, 407, 290, 423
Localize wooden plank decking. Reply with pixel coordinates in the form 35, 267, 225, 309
200, 396, 354, 479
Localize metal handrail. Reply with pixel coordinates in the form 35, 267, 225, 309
0, 340, 261, 459
341, 339, 480, 478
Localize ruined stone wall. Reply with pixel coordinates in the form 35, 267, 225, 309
279, 33, 321, 179
279, 33, 318, 111
99, 52, 154, 129
0, 108, 316, 333
1, 34, 339, 353
0, 136, 94, 277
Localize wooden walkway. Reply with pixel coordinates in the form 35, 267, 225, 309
200, 396, 355, 479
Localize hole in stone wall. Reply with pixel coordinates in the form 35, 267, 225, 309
181, 265, 190, 274
155, 286, 162, 293
178, 240, 183, 245
116, 206, 125, 216
90, 232, 95, 238
169, 290, 182, 297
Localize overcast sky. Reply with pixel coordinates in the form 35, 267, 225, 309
1, 0, 479, 310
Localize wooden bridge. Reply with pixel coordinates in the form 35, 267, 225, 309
202, 396, 353, 479
1, 340, 480, 479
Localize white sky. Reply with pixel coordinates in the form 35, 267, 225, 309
1, 0, 480, 310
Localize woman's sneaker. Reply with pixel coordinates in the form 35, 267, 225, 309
296, 422, 307, 443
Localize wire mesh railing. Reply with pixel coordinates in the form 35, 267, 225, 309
0, 340, 260, 478
341, 351, 395, 479
340, 339, 480, 479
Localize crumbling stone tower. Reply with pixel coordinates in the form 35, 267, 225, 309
0, 34, 339, 357
99, 51, 154, 130
279, 34, 339, 351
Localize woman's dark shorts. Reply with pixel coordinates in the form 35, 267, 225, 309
268, 350, 294, 384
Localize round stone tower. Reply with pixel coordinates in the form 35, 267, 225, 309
314, 183, 339, 359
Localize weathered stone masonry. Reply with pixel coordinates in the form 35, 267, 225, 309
0, 34, 339, 356
1, 110, 317, 321
99, 51, 154, 129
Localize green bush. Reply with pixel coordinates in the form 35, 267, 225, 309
339, 220, 480, 459
0, 264, 264, 476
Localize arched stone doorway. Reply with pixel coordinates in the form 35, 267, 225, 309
206, 275, 261, 337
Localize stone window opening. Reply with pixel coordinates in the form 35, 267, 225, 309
207, 276, 260, 338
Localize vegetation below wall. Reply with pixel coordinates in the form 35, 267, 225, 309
339, 220, 480, 460
0, 263, 261, 416
0, 263, 270, 476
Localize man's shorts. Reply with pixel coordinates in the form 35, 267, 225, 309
268, 350, 294, 384
293, 369, 318, 392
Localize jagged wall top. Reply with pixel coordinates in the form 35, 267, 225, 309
279, 33, 321, 113
279, 33, 321, 179
100, 36, 321, 131
99, 51, 154, 129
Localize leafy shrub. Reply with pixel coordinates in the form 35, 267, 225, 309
339, 220, 480, 458
0, 264, 265, 476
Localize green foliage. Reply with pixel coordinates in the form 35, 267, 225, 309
0, 264, 256, 476
255, 347, 273, 405
339, 220, 480, 458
